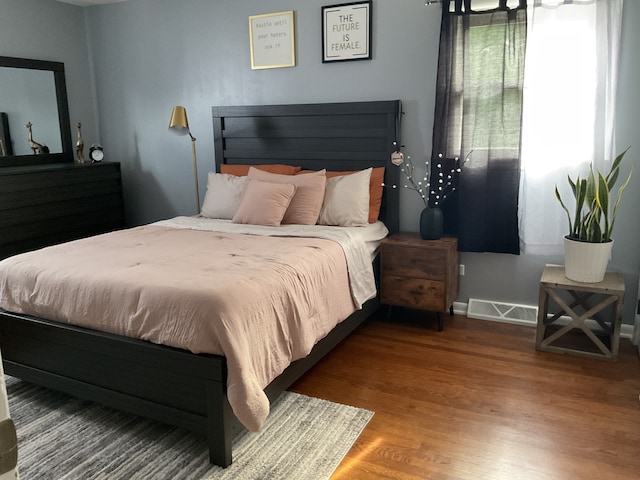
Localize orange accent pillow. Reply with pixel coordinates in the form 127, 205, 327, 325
298, 167, 385, 223
220, 164, 301, 176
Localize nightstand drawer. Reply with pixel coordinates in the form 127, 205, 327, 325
381, 246, 446, 280
380, 275, 446, 312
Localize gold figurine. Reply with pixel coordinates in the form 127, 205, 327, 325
75, 122, 84, 164
25, 121, 49, 154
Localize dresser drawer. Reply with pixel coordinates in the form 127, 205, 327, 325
0, 162, 125, 260
380, 275, 446, 312
381, 246, 446, 280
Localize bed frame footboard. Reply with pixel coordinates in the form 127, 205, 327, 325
0, 298, 376, 467
0, 311, 237, 466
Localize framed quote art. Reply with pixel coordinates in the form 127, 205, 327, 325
322, 1, 372, 63
249, 11, 296, 70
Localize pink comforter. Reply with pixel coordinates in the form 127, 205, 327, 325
0, 225, 356, 430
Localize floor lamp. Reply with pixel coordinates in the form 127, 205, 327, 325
169, 105, 200, 212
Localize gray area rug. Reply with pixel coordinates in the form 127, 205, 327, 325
6, 376, 373, 480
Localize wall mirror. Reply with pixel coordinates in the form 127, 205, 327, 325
0, 56, 72, 167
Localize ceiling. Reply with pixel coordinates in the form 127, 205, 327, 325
56, 0, 127, 6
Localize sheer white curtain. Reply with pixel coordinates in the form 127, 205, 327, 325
518, 0, 624, 255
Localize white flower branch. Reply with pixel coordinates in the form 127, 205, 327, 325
387, 144, 473, 208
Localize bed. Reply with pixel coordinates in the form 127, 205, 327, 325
0, 100, 401, 467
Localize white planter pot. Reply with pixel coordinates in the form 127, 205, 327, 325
563, 236, 613, 283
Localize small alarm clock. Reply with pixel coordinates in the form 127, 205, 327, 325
89, 143, 104, 163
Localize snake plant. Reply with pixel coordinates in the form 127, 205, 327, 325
555, 148, 633, 243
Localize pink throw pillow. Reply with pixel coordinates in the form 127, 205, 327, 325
247, 167, 326, 225
232, 179, 296, 227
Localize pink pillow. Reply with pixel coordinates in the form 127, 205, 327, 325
247, 167, 327, 225
232, 179, 296, 226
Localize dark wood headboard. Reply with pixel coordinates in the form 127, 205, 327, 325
211, 100, 401, 234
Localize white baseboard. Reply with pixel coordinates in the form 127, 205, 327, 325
453, 301, 635, 340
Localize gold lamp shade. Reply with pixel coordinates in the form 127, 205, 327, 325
169, 105, 190, 133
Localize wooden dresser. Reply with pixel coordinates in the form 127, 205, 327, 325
380, 233, 459, 331
0, 162, 125, 260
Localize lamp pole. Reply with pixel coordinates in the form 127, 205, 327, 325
169, 106, 200, 213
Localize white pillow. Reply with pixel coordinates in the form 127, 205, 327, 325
200, 173, 247, 219
318, 168, 372, 226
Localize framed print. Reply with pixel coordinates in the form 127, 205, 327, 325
249, 11, 296, 70
322, 1, 372, 63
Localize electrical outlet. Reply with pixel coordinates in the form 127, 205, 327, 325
459, 264, 465, 276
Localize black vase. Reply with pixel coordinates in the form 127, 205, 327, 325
420, 207, 443, 240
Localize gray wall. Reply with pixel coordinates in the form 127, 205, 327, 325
2, 0, 639, 325
83, 0, 440, 228
0, 0, 99, 154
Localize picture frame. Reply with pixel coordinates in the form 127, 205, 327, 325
322, 1, 372, 63
249, 11, 296, 70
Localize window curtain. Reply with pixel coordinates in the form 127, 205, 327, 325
634, 279, 640, 346
431, 0, 527, 254
518, 0, 624, 255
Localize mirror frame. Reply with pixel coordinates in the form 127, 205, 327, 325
0, 56, 73, 167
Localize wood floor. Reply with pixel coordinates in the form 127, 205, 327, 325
290, 308, 640, 480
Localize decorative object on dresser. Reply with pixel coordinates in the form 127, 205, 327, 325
555, 148, 632, 283
89, 143, 104, 163
169, 105, 200, 212
380, 233, 459, 331
75, 122, 84, 164
24, 121, 49, 155
536, 264, 624, 361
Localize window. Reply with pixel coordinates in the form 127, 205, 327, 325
518, 0, 623, 255
431, 0, 527, 253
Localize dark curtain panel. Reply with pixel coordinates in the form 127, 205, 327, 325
431, 0, 527, 254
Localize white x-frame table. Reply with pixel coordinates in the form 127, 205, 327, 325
536, 264, 625, 361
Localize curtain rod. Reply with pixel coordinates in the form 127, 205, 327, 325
429, 1, 528, 11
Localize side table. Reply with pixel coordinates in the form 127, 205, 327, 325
535, 264, 625, 361
380, 234, 459, 331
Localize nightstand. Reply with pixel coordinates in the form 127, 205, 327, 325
380, 233, 459, 331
